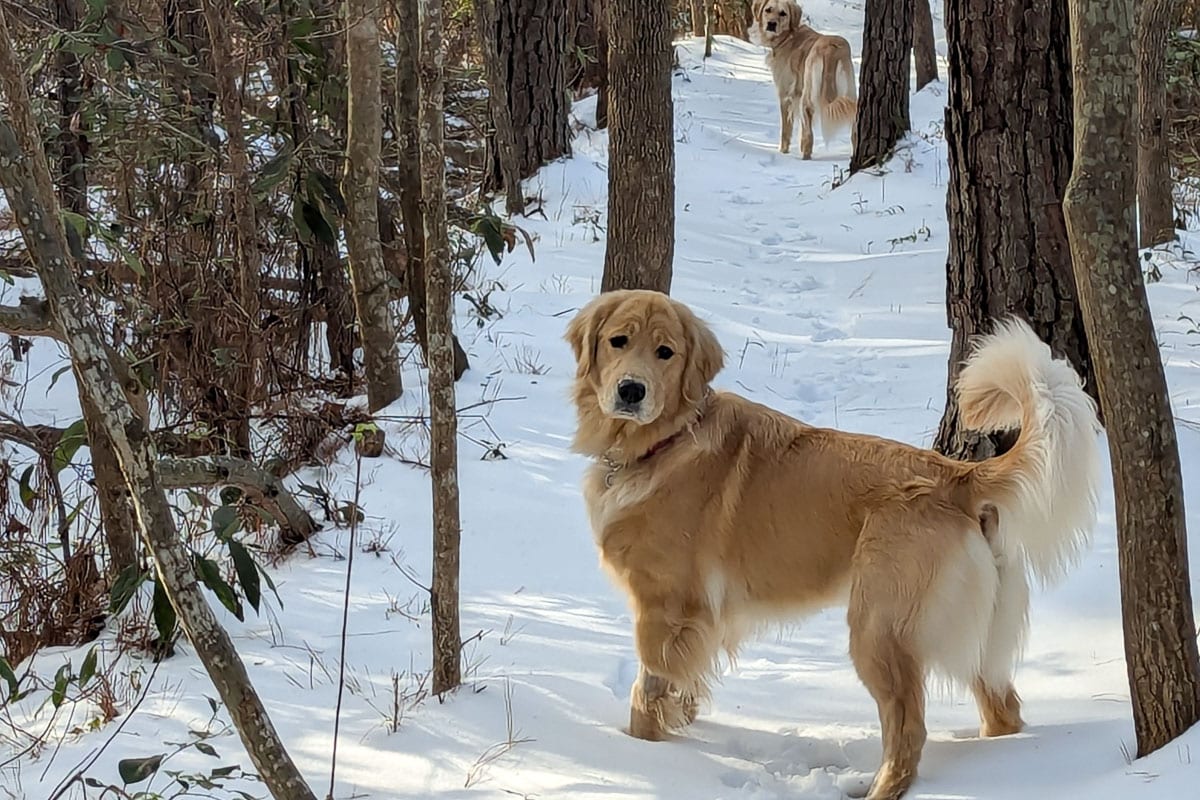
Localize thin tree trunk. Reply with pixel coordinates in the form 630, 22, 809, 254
1063, 0, 1200, 757
202, 0, 260, 458
82, 396, 139, 580
601, 0, 674, 293
850, 0, 913, 172
936, 0, 1096, 459
344, 0, 403, 412
418, 0, 463, 696
475, 0, 524, 214
0, 11, 316, 797
1135, 0, 1176, 247
394, 0, 469, 380
913, 0, 938, 90
596, 0, 610, 129
704, 0, 715, 58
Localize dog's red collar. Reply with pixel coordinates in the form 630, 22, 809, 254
600, 390, 713, 486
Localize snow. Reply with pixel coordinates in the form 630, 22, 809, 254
5, 3, 1200, 799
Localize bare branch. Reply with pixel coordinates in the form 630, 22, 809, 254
0, 296, 62, 340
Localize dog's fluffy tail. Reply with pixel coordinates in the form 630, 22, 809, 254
960, 318, 1102, 586
815, 51, 858, 144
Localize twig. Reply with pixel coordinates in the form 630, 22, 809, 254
327, 441, 364, 799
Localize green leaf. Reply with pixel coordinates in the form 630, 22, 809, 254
105, 47, 124, 73
211, 504, 240, 541
306, 169, 346, 217
52, 418, 88, 473
18, 465, 38, 510
0, 656, 19, 701
227, 540, 261, 613
118, 754, 164, 785
300, 199, 337, 246
61, 210, 88, 239
79, 645, 99, 687
51, 663, 71, 708
252, 148, 293, 197
120, 247, 146, 277
194, 556, 243, 621
291, 201, 314, 243
152, 577, 177, 644
194, 741, 219, 757
288, 16, 316, 39
109, 564, 148, 614
48, 363, 73, 391
212, 765, 238, 778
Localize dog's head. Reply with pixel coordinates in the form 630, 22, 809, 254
565, 290, 723, 451
753, 0, 801, 45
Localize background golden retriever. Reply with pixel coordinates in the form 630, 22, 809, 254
751, 0, 858, 157
565, 290, 1102, 800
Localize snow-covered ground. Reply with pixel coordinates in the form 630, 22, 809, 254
5, 2, 1200, 798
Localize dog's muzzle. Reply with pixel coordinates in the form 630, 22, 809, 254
766, 21, 777, 32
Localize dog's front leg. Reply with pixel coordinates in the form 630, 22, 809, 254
628, 607, 713, 741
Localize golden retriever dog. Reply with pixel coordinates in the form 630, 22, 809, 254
750, 0, 858, 157
565, 290, 1101, 800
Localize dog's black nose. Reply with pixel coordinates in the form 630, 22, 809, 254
766, 21, 777, 32
617, 380, 646, 405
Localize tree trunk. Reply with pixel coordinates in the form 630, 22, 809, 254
913, 0, 938, 90
484, 0, 571, 194
0, 11, 316, 797
474, 0, 524, 213
936, 0, 1096, 460
850, 0, 913, 173
394, 0, 469, 381
418, 0, 463, 696
53, 0, 86, 220
1135, 0, 1175, 247
704, 0, 715, 59
1063, 0, 1200, 758
690, 0, 704, 35
601, 0, 674, 294
596, 0, 610, 129
202, 0, 260, 459
344, 0, 403, 412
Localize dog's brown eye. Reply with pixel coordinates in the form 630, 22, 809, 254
656, 345, 675, 360
609, 335, 628, 349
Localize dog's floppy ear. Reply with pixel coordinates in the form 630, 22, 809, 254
676, 301, 724, 402
565, 292, 623, 380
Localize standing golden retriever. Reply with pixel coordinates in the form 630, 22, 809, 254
751, 0, 858, 157
565, 290, 1101, 800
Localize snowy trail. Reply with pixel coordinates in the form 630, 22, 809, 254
6, 3, 1200, 798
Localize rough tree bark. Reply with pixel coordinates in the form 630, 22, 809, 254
1135, 0, 1175, 247
601, 0, 675, 294
850, 0, 913, 173
936, 0, 1096, 460
596, 0, 610, 129
0, 10, 316, 797
202, 0, 261, 458
690, 0, 704, 35
394, 0, 469, 380
483, 0, 571, 194
1063, 0, 1200, 757
418, 0, 463, 695
474, 0, 523, 213
913, 0, 938, 90
344, 0, 403, 412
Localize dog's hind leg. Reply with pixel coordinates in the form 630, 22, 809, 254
779, 95, 794, 154
971, 506, 1029, 737
628, 604, 716, 741
799, 101, 815, 160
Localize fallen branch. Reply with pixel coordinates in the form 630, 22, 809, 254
0, 424, 319, 545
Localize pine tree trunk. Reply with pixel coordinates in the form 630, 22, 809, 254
850, 0, 913, 172
1063, 0, 1200, 758
601, 0, 674, 294
936, 0, 1096, 460
1135, 0, 1175, 247
344, 0, 403, 412
483, 0, 571, 194
0, 11, 316, 796
202, 0, 260, 458
418, 0, 463, 696
596, 0, 610, 129
912, 0, 938, 90
474, 0, 523, 213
